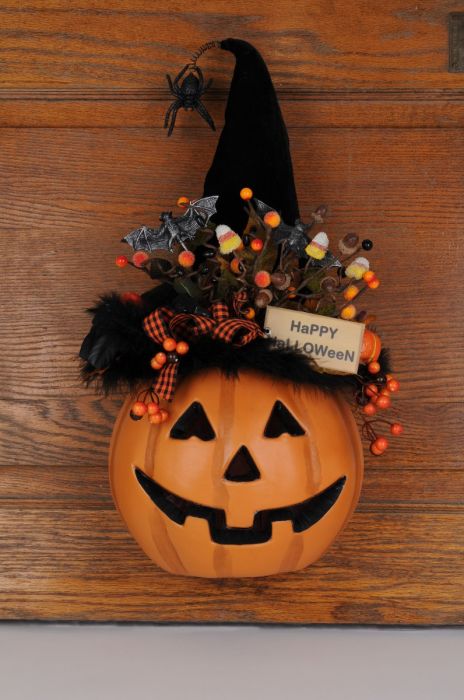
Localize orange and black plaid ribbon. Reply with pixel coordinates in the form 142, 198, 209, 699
143, 292, 264, 401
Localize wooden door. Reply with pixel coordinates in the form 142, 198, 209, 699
1, 1, 463, 623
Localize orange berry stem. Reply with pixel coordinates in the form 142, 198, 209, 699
338, 282, 370, 315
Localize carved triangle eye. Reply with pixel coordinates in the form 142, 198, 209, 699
264, 401, 305, 438
170, 402, 216, 441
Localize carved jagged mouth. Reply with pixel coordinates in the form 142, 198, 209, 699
135, 468, 346, 545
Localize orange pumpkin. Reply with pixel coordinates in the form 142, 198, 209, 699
110, 368, 364, 578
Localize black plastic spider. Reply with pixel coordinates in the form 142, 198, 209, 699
164, 64, 215, 136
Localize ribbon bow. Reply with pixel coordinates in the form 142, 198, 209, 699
143, 294, 264, 401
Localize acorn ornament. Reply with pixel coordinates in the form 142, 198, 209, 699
338, 233, 359, 256
305, 232, 329, 260
345, 256, 369, 280
215, 224, 242, 254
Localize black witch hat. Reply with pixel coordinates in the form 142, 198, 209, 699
79, 39, 390, 402
203, 38, 300, 230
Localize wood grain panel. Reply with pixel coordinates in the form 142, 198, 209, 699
0, 505, 462, 623
1, 0, 463, 624
1, 0, 464, 89
3, 89, 464, 128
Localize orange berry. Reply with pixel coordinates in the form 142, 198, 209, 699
363, 402, 377, 416
230, 258, 242, 274
368, 278, 380, 290
159, 409, 169, 422
176, 341, 189, 355
177, 196, 190, 208
243, 307, 256, 320
254, 270, 271, 288
340, 304, 357, 320
370, 442, 384, 456
240, 187, 253, 201
178, 250, 195, 267
376, 394, 391, 410
363, 270, 376, 283
390, 423, 404, 436
368, 361, 381, 374
115, 255, 128, 268
365, 384, 379, 398
250, 238, 264, 252
149, 412, 163, 424
154, 352, 167, 366
387, 378, 400, 393
163, 338, 177, 352
343, 285, 359, 301
287, 285, 297, 299
263, 211, 281, 228
131, 401, 147, 417
150, 358, 163, 371
147, 402, 160, 415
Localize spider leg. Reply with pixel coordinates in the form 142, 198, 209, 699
164, 99, 182, 136
195, 99, 216, 131
166, 74, 174, 95
193, 65, 204, 92
172, 63, 192, 90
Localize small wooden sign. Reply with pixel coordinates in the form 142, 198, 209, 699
264, 306, 364, 374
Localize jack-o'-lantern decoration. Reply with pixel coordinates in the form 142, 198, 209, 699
110, 370, 363, 578
80, 39, 402, 577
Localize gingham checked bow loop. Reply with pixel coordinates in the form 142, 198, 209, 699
143, 297, 265, 401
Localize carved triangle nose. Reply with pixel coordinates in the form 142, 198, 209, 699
224, 446, 261, 482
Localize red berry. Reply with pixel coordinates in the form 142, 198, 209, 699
163, 338, 177, 352
250, 238, 264, 252
120, 291, 142, 304
115, 255, 128, 268
373, 436, 388, 452
370, 442, 383, 456
376, 395, 391, 410
387, 378, 400, 393
176, 341, 189, 355
132, 251, 149, 268
365, 384, 379, 398
363, 402, 377, 416
147, 402, 160, 415
131, 401, 147, 417
390, 423, 404, 436
150, 358, 163, 370
368, 361, 381, 374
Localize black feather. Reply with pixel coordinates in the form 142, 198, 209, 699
79, 286, 392, 397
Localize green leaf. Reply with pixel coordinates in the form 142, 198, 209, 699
216, 268, 241, 298
190, 228, 214, 250
173, 277, 202, 299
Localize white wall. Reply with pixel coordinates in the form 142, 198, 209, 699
0, 625, 462, 700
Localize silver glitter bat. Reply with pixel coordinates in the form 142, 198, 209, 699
123, 196, 218, 252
